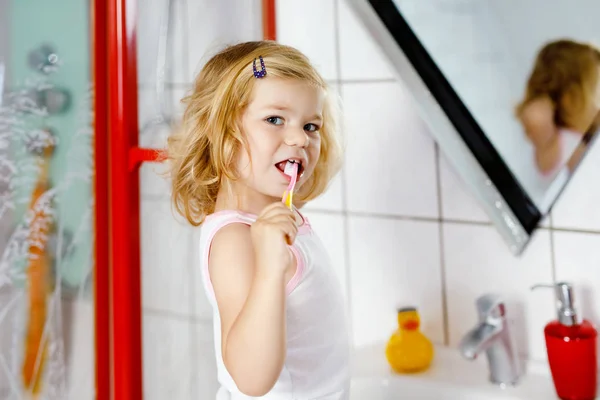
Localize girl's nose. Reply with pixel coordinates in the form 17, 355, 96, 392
284, 127, 309, 148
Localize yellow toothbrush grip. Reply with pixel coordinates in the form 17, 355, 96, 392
284, 191, 293, 210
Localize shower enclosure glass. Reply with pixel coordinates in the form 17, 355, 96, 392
0, 0, 95, 398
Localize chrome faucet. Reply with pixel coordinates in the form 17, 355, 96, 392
459, 294, 521, 386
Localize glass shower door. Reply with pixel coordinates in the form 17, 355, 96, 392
0, 1, 96, 398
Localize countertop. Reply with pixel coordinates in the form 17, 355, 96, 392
351, 342, 561, 399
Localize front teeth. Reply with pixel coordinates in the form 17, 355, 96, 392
284, 159, 304, 177
284, 160, 298, 176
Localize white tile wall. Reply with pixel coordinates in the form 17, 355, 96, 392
438, 152, 489, 223
342, 81, 438, 218
143, 312, 195, 400
137, 0, 189, 85
337, 0, 395, 81
347, 216, 444, 347
551, 140, 600, 231
192, 320, 219, 399
140, 199, 195, 316
136, 0, 600, 397
185, 0, 263, 81
275, 0, 338, 81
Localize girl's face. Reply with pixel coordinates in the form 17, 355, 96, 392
235, 77, 323, 207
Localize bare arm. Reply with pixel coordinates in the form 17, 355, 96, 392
209, 215, 295, 396
519, 97, 563, 173
519, 96, 557, 148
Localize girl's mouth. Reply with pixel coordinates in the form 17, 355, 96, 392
275, 159, 305, 177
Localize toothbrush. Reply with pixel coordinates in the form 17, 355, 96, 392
282, 161, 299, 210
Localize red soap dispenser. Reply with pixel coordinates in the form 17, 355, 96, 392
532, 282, 597, 400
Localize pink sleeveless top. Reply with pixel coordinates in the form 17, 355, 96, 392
199, 210, 351, 400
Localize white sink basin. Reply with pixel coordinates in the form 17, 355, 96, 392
350, 343, 558, 400
351, 376, 519, 400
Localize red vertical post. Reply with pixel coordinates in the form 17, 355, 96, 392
107, 0, 143, 398
93, 0, 111, 398
262, 0, 277, 40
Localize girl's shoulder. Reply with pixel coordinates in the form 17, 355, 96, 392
201, 210, 256, 233
205, 209, 258, 223
204, 207, 311, 231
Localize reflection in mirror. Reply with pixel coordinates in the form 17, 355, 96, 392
515, 39, 599, 207
347, 0, 600, 254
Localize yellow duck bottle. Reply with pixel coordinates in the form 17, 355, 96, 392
386, 307, 434, 373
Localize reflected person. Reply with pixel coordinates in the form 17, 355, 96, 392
515, 39, 600, 175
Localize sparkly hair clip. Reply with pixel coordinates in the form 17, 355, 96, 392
253, 56, 267, 78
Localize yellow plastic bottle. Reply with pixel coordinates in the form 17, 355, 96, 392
385, 307, 434, 373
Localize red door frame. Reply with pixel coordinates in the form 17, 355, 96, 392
94, 1, 277, 399
107, 0, 144, 398
263, 0, 277, 40
94, 0, 143, 398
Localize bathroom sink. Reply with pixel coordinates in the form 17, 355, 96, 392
351, 376, 518, 400
350, 343, 558, 400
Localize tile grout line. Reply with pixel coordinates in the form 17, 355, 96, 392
333, 0, 355, 345
302, 207, 600, 236
178, 0, 199, 395
549, 213, 558, 284
548, 214, 559, 332
434, 145, 450, 346
550, 226, 600, 235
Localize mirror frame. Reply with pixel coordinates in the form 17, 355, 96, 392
346, 0, 547, 254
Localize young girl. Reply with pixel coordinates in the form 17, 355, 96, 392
167, 41, 350, 399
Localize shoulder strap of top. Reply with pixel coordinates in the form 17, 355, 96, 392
199, 210, 305, 298
199, 211, 255, 299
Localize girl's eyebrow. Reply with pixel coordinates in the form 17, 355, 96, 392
262, 105, 323, 121
262, 104, 291, 111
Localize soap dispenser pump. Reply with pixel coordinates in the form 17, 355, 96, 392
531, 282, 597, 400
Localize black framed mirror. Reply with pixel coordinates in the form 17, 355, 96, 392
347, 0, 600, 254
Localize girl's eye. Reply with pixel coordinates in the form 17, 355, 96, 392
304, 123, 320, 133
266, 116, 284, 125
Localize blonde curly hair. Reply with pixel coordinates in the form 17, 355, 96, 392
166, 41, 343, 226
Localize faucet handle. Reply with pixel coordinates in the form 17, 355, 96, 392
476, 293, 506, 321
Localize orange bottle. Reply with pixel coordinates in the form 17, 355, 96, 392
386, 307, 434, 373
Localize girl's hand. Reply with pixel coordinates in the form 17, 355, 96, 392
251, 202, 298, 273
